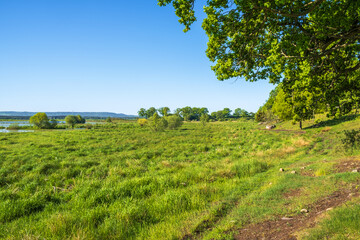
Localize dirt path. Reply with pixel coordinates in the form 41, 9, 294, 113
258, 129, 306, 134
234, 186, 359, 240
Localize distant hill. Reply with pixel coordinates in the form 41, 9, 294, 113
0, 111, 137, 119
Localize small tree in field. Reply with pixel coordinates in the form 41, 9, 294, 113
166, 115, 183, 129
65, 115, 86, 128
65, 115, 78, 128
200, 114, 209, 126
30, 112, 51, 129
76, 115, 86, 124
148, 112, 168, 132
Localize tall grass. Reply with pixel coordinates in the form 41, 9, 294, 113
0, 119, 359, 239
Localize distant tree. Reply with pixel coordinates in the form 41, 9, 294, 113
106, 117, 112, 123
233, 108, 244, 118
76, 115, 86, 124
174, 108, 182, 117
65, 115, 79, 128
166, 115, 183, 129
158, 107, 170, 117
210, 111, 217, 120
216, 111, 225, 121
222, 108, 232, 119
181, 106, 193, 121
248, 112, 255, 118
146, 107, 157, 119
29, 112, 51, 129
234, 108, 250, 118
138, 108, 147, 118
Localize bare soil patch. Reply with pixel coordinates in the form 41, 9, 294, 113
334, 158, 360, 173
283, 189, 303, 199
234, 186, 359, 240
259, 129, 306, 134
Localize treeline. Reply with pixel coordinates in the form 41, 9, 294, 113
256, 83, 360, 129
29, 113, 87, 129
138, 107, 254, 121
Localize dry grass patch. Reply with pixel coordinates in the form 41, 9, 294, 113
292, 137, 310, 147
321, 127, 332, 132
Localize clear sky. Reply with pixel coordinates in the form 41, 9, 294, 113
0, 0, 275, 115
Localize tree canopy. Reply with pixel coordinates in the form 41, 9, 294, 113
158, 0, 360, 120
65, 115, 86, 128
30, 112, 52, 129
158, 0, 359, 81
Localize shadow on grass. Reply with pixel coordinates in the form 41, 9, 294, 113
304, 114, 359, 130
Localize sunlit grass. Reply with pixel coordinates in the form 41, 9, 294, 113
0, 118, 359, 239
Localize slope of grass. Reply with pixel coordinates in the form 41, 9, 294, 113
0, 118, 359, 239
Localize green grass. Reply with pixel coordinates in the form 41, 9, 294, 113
303, 199, 360, 240
0, 119, 359, 239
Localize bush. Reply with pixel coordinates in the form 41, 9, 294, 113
30, 113, 52, 129
342, 129, 360, 150
7, 123, 21, 130
137, 119, 148, 127
49, 120, 58, 128
65, 115, 86, 128
166, 115, 183, 129
200, 114, 209, 126
148, 113, 167, 132
65, 115, 77, 128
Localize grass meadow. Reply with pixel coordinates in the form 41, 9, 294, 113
0, 118, 360, 239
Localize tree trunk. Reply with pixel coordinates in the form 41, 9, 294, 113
299, 120, 302, 130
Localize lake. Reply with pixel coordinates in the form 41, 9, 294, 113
0, 120, 102, 133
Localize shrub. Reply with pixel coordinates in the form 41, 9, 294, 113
65, 115, 77, 128
65, 115, 86, 128
148, 113, 167, 132
7, 123, 21, 130
76, 115, 86, 124
49, 120, 58, 128
166, 115, 183, 130
137, 118, 148, 127
30, 113, 51, 129
342, 129, 360, 150
200, 114, 209, 126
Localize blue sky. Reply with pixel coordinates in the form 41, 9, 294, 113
0, 0, 275, 115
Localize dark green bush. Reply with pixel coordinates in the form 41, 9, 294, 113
341, 129, 360, 150
166, 115, 183, 130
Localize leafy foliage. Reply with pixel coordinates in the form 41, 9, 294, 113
29, 112, 52, 129
342, 129, 360, 150
148, 112, 168, 132
65, 115, 86, 128
158, 0, 360, 82
137, 118, 148, 127
166, 115, 183, 129
159, 0, 360, 123
200, 113, 209, 126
